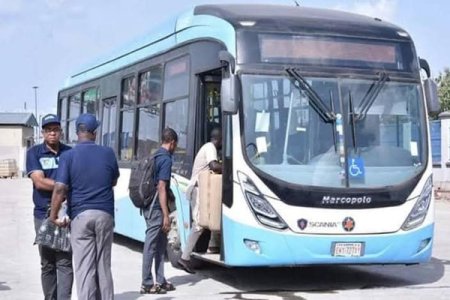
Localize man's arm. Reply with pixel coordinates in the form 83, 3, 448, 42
49, 182, 68, 226
158, 180, 171, 233
110, 148, 120, 187
26, 147, 55, 191
29, 171, 55, 191
208, 161, 222, 174
205, 143, 222, 174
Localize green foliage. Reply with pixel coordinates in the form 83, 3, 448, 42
437, 68, 450, 113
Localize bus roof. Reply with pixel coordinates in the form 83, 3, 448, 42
62, 4, 410, 90
195, 4, 409, 39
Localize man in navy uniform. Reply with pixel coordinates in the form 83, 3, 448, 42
140, 128, 178, 294
50, 113, 119, 300
26, 113, 73, 300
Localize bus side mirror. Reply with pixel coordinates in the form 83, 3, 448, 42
419, 58, 431, 78
220, 50, 239, 114
419, 58, 440, 114
424, 78, 440, 114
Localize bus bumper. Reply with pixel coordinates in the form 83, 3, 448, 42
222, 215, 433, 266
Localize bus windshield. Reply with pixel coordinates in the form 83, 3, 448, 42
241, 74, 427, 189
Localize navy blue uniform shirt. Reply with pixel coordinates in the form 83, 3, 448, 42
56, 141, 120, 219
153, 147, 173, 210
26, 142, 72, 219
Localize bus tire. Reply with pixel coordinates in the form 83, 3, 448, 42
166, 210, 182, 268
166, 242, 182, 268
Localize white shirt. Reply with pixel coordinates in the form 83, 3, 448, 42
187, 142, 218, 191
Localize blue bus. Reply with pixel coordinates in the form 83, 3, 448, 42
57, 4, 439, 267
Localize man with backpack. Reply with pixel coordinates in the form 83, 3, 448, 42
140, 128, 178, 294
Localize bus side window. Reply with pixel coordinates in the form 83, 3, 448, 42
101, 97, 117, 150
164, 99, 190, 176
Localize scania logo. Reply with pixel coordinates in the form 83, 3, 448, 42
342, 217, 355, 232
322, 195, 372, 205
297, 219, 340, 230
297, 219, 308, 230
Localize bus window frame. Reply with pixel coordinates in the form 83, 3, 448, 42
58, 96, 69, 142
161, 54, 192, 177
100, 96, 118, 152
119, 74, 138, 163
81, 86, 99, 115
67, 92, 82, 145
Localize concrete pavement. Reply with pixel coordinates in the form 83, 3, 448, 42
0, 178, 235, 300
1, 178, 450, 300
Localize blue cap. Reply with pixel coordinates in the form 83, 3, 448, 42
76, 113, 100, 133
41, 114, 60, 128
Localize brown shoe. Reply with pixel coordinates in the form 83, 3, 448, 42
177, 258, 196, 274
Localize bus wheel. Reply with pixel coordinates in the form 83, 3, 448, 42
166, 242, 182, 268
166, 211, 182, 268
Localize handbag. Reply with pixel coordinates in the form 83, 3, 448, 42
34, 204, 71, 252
35, 218, 71, 252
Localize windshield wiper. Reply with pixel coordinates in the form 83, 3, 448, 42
356, 72, 389, 120
348, 91, 358, 152
329, 90, 338, 152
286, 68, 336, 122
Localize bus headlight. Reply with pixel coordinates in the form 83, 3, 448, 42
402, 176, 433, 231
238, 171, 288, 230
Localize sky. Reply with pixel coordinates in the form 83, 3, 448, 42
0, 0, 449, 120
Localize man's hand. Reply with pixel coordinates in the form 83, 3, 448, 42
51, 216, 70, 227
162, 215, 170, 233
49, 182, 68, 225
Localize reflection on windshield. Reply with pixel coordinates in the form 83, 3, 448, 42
241, 74, 426, 188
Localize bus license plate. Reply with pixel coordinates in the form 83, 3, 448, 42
332, 242, 364, 257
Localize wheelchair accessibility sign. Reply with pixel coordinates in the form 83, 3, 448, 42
348, 157, 365, 180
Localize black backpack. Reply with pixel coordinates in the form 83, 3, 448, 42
128, 154, 158, 209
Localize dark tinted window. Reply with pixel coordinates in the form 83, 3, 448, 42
120, 77, 136, 161
164, 99, 189, 175
102, 97, 117, 149
59, 97, 68, 141
139, 67, 162, 104
67, 93, 81, 144
136, 104, 160, 160
82, 87, 98, 114
238, 31, 416, 72
163, 56, 189, 99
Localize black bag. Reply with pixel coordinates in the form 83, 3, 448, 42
129, 154, 158, 208
35, 218, 71, 252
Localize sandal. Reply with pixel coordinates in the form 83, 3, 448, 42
140, 285, 152, 294
140, 284, 167, 294
150, 284, 167, 294
161, 281, 176, 291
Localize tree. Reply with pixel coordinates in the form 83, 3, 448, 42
437, 68, 450, 112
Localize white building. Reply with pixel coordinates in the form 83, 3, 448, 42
0, 113, 37, 177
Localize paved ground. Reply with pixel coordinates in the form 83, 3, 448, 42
0, 178, 449, 300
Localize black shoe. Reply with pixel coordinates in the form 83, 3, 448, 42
177, 258, 196, 274
161, 281, 176, 291
207, 247, 220, 254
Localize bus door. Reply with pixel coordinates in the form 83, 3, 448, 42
198, 72, 222, 145
192, 71, 223, 255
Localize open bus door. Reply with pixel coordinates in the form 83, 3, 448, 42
167, 70, 225, 267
